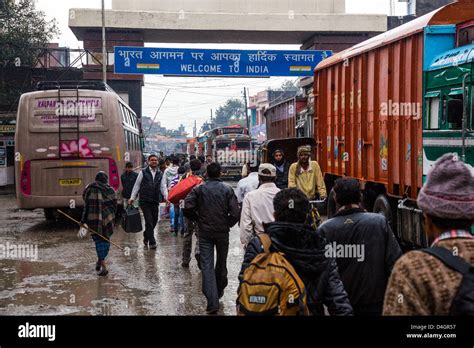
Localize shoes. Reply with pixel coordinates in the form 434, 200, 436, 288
143, 239, 149, 248
195, 254, 202, 271
181, 261, 189, 268
206, 306, 219, 315
95, 261, 101, 272
98, 268, 109, 276
169, 227, 175, 233
149, 244, 157, 250
172, 232, 177, 237
97, 261, 108, 276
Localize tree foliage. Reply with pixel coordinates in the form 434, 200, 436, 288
214, 98, 246, 126
0, 0, 59, 109
279, 79, 299, 91
0, 0, 60, 67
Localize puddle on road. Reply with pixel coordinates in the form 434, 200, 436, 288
0, 194, 243, 316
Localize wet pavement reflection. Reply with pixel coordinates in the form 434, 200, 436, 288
0, 182, 245, 316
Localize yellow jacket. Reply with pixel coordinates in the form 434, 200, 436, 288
288, 161, 327, 199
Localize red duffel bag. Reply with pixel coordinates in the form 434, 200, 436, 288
168, 175, 203, 205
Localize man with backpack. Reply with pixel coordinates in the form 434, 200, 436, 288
184, 162, 240, 314
383, 154, 474, 315
238, 188, 353, 316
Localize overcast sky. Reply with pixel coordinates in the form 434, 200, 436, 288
35, 0, 405, 135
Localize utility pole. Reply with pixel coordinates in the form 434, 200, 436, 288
193, 120, 197, 137
243, 87, 249, 130
101, 0, 107, 84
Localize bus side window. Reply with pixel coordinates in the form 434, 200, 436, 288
447, 95, 463, 130
120, 104, 127, 125
471, 87, 473, 130
425, 95, 440, 129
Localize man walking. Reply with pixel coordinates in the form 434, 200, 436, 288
235, 163, 259, 204
121, 162, 138, 209
162, 157, 180, 233
288, 145, 326, 200
238, 188, 353, 316
383, 154, 474, 315
240, 163, 280, 247
182, 159, 204, 268
184, 162, 240, 314
318, 177, 402, 315
129, 154, 166, 249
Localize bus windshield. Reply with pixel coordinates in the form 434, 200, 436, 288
236, 141, 251, 150
216, 141, 231, 150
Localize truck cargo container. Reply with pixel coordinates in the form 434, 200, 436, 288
314, 0, 474, 249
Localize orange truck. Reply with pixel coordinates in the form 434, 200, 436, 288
314, 1, 474, 249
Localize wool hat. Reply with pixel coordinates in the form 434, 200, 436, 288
95, 171, 108, 184
258, 163, 277, 177
297, 145, 311, 157
417, 153, 474, 220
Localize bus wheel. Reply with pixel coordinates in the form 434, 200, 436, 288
327, 189, 337, 219
373, 194, 393, 226
44, 208, 58, 221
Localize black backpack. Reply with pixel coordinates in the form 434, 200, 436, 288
422, 247, 474, 315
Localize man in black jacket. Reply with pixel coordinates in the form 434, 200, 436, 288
271, 149, 289, 189
129, 155, 166, 249
184, 162, 240, 314
317, 178, 402, 315
239, 188, 353, 316
121, 162, 138, 208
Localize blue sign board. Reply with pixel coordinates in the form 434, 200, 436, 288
114, 46, 332, 77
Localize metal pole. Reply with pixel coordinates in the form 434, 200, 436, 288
461, 73, 469, 163
243, 87, 249, 131
101, 0, 107, 84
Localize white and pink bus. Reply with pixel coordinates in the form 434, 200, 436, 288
15, 81, 142, 219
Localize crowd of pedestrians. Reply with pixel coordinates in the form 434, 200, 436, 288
79, 147, 473, 316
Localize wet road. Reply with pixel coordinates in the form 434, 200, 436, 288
0, 181, 245, 316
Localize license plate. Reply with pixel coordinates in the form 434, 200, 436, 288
59, 178, 82, 186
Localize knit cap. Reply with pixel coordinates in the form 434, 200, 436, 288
417, 153, 474, 220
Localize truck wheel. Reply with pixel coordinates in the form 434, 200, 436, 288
373, 194, 393, 226
44, 208, 58, 221
327, 189, 337, 219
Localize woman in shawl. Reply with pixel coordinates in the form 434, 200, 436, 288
271, 149, 289, 189
81, 171, 117, 276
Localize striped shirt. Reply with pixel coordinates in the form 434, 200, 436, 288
431, 229, 474, 247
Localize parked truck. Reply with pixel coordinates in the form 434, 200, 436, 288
314, 0, 474, 250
